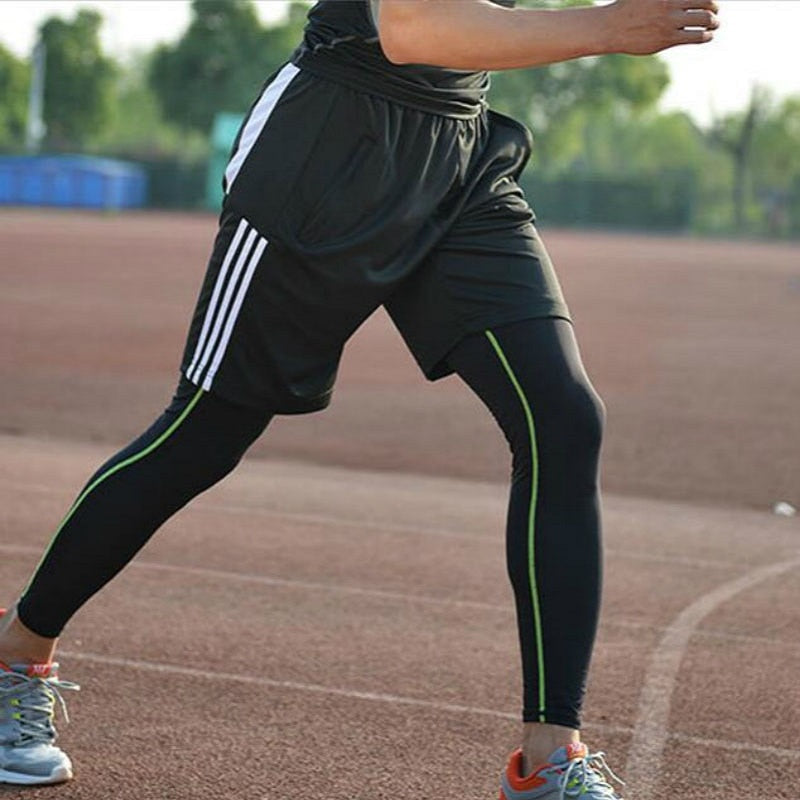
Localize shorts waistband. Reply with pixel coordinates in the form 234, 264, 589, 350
292, 50, 489, 120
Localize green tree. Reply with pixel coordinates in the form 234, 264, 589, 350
707, 85, 771, 232
0, 43, 30, 151
89, 51, 208, 160
488, 0, 670, 170
489, 53, 670, 171
751, 95, 800, 189
750, 94, 800, 235
149, 0, 307, 134
38, 9, 118, 150
562, 108, 707, 175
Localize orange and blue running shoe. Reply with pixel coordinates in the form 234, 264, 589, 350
0, 609, 78, 784
500, 742, 625, 800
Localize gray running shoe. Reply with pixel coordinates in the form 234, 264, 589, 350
500, 742, 625, 800
0, 660, 79, 784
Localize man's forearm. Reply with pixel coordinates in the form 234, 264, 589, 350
377, 0, 719, 70
378, 2, 616, 70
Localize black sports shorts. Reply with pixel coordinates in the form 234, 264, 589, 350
181, 63, 570, 414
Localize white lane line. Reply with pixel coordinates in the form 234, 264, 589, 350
201, 503, 492, 542
128, 560, 511, 613
2, 544, 799, 652
609, 617, 800, 650
57, 651, 800, 761
4, 481, 753, 568
57, 648, 628, 735
606, 550, 738, 570
4, 481, 492, 542
625, 555, 800, 797
670, 733, 800, 760
0, 543, 507, 613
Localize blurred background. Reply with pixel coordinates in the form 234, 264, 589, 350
1, 0, 800, 236
0, 2, 797, 513
0, 8, 798, 797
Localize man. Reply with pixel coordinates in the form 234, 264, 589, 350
0, 1, 718, 796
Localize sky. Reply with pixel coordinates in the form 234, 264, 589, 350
1, 0, 799, 126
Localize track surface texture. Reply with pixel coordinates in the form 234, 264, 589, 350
1, 210, 798, 799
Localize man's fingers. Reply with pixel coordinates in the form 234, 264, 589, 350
679, 9, 720, 30
673, 0, 719, 12
674, 28, 715, 45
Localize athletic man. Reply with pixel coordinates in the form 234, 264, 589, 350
0, 0, 718, 795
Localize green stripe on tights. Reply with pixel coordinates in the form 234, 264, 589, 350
485, 330, 546, 723
22, 387, 206, 595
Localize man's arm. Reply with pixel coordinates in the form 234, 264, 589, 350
375, 0, 719, 69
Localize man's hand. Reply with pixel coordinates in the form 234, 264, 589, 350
608, 0, 720, 55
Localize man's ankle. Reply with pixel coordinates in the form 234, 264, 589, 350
521, 722, 580, 774
0, 607, 58, 665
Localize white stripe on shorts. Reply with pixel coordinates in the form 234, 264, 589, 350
185, 218, 248, 381
202, 235, 268, 391
224, 62, 301, 193
186, 219, 268, 389
191, 226, 259, 384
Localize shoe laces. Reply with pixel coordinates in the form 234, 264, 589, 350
0, 670, 80, 745
559, 751, 625, 800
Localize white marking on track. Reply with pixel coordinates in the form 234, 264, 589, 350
608, 617, 800, 649
203, 502, 492, 542
56, 651, 800, 761
0, 543, 507, 612
57, 649, 631, 735
61, 649, 523, 721
5, 481, 493, 541
4, 480, 757, 568
625, 555, 800, 797
1, 544, 798, 651
129, 560, 512, 613
670, 733, 800, 760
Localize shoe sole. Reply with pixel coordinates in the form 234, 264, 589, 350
0, 764, 72, 785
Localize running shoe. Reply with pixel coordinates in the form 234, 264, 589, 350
500, 742, 625, 799
0, 612, 78, 784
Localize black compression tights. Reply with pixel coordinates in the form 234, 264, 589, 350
17, 318, 603, 730
446, 318, 605, 728
17, 380, 273, 638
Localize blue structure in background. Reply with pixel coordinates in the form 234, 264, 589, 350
0, 155, 147, 210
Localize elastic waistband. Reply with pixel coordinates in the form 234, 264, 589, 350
292, 50, 489, 120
